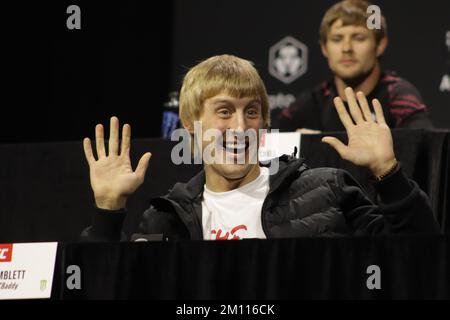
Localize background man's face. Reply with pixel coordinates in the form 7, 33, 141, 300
198, 93, 263, 181
321, 19, 381, 81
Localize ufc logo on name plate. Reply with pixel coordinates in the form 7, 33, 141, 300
0, 244, 13, 262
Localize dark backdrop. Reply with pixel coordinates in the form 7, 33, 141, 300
3, 0, 173, 143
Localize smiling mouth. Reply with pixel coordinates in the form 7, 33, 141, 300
222, 139, 250, 155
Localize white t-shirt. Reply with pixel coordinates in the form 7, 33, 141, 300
202, 167, 270, 240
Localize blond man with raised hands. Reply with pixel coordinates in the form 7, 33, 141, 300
81, 55, 438, 242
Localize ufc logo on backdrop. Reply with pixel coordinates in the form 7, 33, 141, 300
0, 244, 13, 262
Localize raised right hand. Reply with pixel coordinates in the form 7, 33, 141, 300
83, 116, 152, 210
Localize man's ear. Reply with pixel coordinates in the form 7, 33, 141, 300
320, 41, 329, 58
376, 36, 388, 57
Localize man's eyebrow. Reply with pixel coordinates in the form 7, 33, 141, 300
210, 99, 233, 105
209, 98, 261, 105
329, 31, 367, 37
246, 99, 261, 106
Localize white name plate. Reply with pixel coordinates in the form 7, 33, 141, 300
0, 242, 58, 300
259, 132, 301, 161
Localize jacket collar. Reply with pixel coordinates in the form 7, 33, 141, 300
165, 155, 308, 203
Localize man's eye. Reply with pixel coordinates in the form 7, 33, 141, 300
331, 37, 342, 42
247, 109, 260, 117
218, 109, 231, 117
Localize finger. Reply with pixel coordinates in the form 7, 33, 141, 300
344, 87, 364, 124
135, 152, 152, 182
356, 91, 374, 123
109, 116, 120, 156
83, 138, 96, 164
95, 124, 106, 158
372, 99, 387, 125
121, 124, 131, 157
333, 97, 354, 130
322, 136, 349, 160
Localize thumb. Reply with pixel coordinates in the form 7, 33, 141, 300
135, 152, 152, 181
321, 137, 348, 159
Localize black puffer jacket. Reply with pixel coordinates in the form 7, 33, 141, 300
81, 156, 440, 241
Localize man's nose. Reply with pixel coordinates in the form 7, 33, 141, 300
342, 38, 353, 53
229, 112, 246, 131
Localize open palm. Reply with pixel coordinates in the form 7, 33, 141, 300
321, 88, 396, 176
83, 117, 152, 210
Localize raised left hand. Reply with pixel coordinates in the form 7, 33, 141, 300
321, 87, 397, 177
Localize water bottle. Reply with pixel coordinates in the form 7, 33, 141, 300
161, 91, 180, 139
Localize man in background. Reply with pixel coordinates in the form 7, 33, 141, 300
278, 0, 433, 133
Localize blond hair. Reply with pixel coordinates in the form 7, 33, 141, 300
179, 54, 270, 129
319, 0, 387, 44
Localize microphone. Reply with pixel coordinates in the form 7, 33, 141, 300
291, 146, 298, 158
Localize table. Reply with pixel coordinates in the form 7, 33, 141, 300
52, 235, 450, 299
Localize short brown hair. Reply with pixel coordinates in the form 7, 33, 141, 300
319, 0, 387, 44
179, 54, 270, 130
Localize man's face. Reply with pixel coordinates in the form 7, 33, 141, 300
321, 19, 385, 81
196, 93, 263, 181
